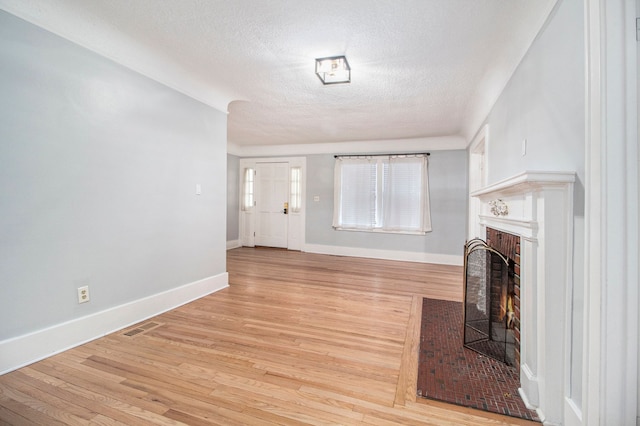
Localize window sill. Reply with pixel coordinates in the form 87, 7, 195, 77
332, 226, 430, 236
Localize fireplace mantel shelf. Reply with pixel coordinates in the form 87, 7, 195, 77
470, 171, 576, 199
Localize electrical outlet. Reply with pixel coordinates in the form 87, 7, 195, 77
77, 286, 90, 304
522, 138, 527, 156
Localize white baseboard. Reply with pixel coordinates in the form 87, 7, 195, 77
563, 397, 582, 426
519, 363, 540, 408
0, 272, 228, 375
303, 243, 463, 266
226, 239, 241, 250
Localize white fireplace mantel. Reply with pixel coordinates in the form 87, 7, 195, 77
471, 171, 576, 240
471, 171, 576, 425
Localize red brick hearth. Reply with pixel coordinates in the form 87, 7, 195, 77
417, 297, 539, 422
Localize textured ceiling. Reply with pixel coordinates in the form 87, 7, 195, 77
0, 0, 557, 148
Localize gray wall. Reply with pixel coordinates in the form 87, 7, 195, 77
474, 0, 585, 409
0, 11, 227, 340
306, 151, 467, 256
227, 154, 240, 242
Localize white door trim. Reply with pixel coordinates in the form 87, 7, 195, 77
583, 1, 639, 424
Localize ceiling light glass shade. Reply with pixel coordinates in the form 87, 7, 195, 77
315, 56, 351, 84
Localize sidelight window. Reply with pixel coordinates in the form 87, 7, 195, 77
290, 167, 302, 213
241, 167, 254, 211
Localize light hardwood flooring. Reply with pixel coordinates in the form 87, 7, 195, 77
0, 247, 537, 425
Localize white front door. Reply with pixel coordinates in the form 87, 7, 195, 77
255, 162, 289, 248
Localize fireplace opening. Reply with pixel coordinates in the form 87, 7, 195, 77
463, 231, 521, 368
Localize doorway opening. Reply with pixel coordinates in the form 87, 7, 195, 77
468, 125, 488, 240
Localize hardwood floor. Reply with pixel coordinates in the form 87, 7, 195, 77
0, 247, 538, 425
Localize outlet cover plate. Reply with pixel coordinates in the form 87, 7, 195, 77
77, 286, 90, 304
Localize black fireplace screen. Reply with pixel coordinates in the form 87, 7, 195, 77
463, 238, 516, 366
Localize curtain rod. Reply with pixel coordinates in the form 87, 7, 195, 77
334, 152, 430, 159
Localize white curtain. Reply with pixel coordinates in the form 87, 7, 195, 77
382, 156, 431, 233
332, 158, 377, 229
333, 155, 431, 233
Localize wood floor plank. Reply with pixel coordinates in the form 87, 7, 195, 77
0, 397, 40, 426
394, 294, 422, 407
0, 247, 536, 425
0, 371, 96, 422
0, 383, 84, 426
14, 366, 170, 426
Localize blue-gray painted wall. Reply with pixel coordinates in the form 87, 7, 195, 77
0, 11, 228, 340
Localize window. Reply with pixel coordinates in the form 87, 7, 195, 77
241, 167, 254, 211
290, 167, 302, 213
332, 155, 431, 234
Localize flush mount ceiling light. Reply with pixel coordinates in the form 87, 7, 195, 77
315, 56, 351, 85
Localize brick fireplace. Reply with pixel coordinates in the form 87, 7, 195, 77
486, 227, 521, 368
470, 171, 575, 425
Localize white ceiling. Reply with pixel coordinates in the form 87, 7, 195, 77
1, 0, 557, 151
